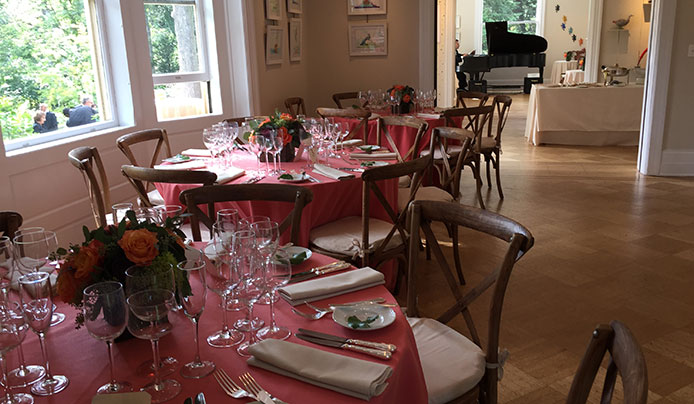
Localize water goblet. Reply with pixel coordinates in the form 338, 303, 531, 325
204, 240, 243, 348
83, 281, 132, 394
127, 288, 181, 403
256, 249, 292, 341
133, 208, 162, 224
251, 221, 280, 306
177, 256, 215, 378
0, 304, 33, 404
154, 205, 183, 226
272, 135, 284, 174
249, 135, 266, 176
232, 231, 263, 357
18, 272, 69, 396
216, 209, 239, 228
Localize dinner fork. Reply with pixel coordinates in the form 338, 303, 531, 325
291, 298, 390, 320
212, 368, 255, 399
240, 372, 278, 404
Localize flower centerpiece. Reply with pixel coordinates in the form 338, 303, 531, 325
55, 211, 190, 328
388, 84, 415, 114
246, 110, 308, 162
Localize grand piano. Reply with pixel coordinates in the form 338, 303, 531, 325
462, 21, 548, 93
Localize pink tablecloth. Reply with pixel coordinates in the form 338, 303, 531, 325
13, 252, 427, 403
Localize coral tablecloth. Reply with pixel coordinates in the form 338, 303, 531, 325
11, 252, 427, 403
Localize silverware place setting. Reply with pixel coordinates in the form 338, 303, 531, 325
290, 298, 388, 320
296, 328, 395, 360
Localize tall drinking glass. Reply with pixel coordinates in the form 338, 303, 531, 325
256, 250, 291, 340
272, 135, 284, 174
83, 281, 132, 394
233, 231, 263, 357
18, 272, 69, 396
204, 239, 243, 348
177, 255, 215, 378
0, 304, 33, 404
251, 221, 280, 306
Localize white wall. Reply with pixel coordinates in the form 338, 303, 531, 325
599, 0, 650, 69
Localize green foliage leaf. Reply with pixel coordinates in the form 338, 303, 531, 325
347, 314, 379, 329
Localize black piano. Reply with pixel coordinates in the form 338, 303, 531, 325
461, 21, 548, 93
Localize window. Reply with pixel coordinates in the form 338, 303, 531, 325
477, 0, 544, 53
144, 0, 212, 121
0, 0, 114, 152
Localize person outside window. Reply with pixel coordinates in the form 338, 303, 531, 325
39, 103, 58, 132
32, 111, 47, 133
66, 96, 97, 127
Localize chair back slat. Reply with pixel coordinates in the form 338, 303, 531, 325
0, 211, 23, 240
121, 165, 217, 208
492, 95, 512, 145
116, 129, 173, 192
285, 97, 306, 116
68, 146, 111, 227
316, 107, 371, 143
332, 92, 366, 109
378, 116, 428, 161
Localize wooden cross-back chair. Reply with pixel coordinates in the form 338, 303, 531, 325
377, 116, 428, 162
179, 184, 313, 244
479, 95, 512, 200
284, 97, 306, 116
309, 155, 432, 291
0, 211, 23, 240
406, 200, 534, 404
120, 165, 217, 208
567, 320, 648, 404
456, 90, 489, 108
316, 107, 371, 143
332, 92, 366, 109
68, 146, 111, 227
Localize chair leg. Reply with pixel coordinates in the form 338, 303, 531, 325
472, 158, 486, 210
451, 224, 465, 285
493, 151, 504, 199
485, 155, 492, 189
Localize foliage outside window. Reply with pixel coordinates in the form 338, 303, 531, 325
0, 0, 110, 149
481, 0, 541, 53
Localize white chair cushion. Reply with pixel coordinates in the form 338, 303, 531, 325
398, 186, 454, 212
398, 175, 412, 188
407, 317, 486, 404
309, 216, 403, 257
147, 189, 166, 206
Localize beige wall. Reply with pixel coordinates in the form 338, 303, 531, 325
544, 0, 590, 68
599, 0, 650, 68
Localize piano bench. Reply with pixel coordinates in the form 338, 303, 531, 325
469, 79, 487, 93
524, 76, 543, 94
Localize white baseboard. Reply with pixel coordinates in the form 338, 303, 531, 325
659, 150, 694, 176
486, 79, 524, 87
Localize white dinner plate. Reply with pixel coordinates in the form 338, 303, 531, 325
283, 246, 312, 265
360, 161, 389, 168
277, 172, 309, 183
358, 145, 381, 153
332, 304, 396, 331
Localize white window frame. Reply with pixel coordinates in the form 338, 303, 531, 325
3, 0, 118, 153
474, 0, 545, 53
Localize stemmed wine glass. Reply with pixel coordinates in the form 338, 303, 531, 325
251, 221, 280, 306
0, 302, 33, 404
232, 230, 263, 357
249, 135, 266, 176
256, 249, 292, 341
18, 272, 69, 396
272, 135, 284, 174
177, 254, 215, 378
215, 211, 243, 312
83, 281, 132, 394
204, 235, 243, 348
127, 287, 180, 403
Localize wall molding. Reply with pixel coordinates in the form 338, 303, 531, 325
659, 150, 694, 176
585, 0, 604, 83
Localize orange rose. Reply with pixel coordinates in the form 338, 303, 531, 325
395, 85, 404, 90
118, 229, 159, 265
402, 94, 411, 103
57, 269, 79, 304
73, 239, 103, 280
280, 113, 293, 121
279, 127, 292, 145
390, 89, 396, 97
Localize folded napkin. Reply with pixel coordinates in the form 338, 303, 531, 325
7, 259, 58, 295
416, 112, 442, 119
314, 164, 355, 180
153, 160, 207, 170
181, 148, 212, 157
278, 267, 384, 305
213, 167, 245, 184
248, 339, 393, 401
349, 152, 398, 160
340, 139, 364, 147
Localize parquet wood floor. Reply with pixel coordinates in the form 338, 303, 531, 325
407, 93, 694, 403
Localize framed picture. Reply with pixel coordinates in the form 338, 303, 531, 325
287, 0, 302, 14
266, 26, 283, 65
266, 0, 281, 20
289, 19, 302, 62
347, 0, 386, 16
348, 23, 387, 56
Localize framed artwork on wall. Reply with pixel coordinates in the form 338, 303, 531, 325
289, 19, 302, 62
266, 0, 281, 20
287, 0, 302, 14
347, 0, 386, 16
266, 26, 283, 65
348, 23, 387, 56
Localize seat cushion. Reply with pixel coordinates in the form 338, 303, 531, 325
147, 189, 166, 206
398, 186, 454, 212
398, 175, 412, 188
479, 137, 497, 152
408, 317, 486, 404
309, 216, 403, 257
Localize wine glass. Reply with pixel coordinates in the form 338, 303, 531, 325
126, 288, 180, 403
18, 272, 69, 396
251, 221, 280, 306
133, 208, 162, 224
256, 249, 292, 341
272, 135, 284, 174
0, 237, 13, 298
204, 238, 243, 348
177, 255, 215, 378
248, 135, 266, 176
154, 205, 182, 224
0, 303, 33, 404
233, 230, 263, 356
83, 281, 132, 394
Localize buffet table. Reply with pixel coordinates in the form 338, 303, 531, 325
525, 84, 644, 146
11, 252, 427, 403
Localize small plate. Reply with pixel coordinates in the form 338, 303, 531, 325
163, 154, 193, 164
358, 145, 381, 153
332, 304, 396, 331
283, 246, 312, 265
278, 173, 309, 183
360, 161, 389, 168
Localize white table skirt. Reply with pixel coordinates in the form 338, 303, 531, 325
525, 84, 644, 146
564, 69, 585, 85
550, 60, 578, 84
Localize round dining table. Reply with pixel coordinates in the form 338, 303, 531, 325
9, 251, 428, 403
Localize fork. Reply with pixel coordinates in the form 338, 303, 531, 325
291, 298, 389, 320
213, 368, 255, 399
240, 372, 278, 404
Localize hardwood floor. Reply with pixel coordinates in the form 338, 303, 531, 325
409, 93, 694, 403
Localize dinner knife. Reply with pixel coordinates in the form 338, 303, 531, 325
291, 260, 346, 279
289, 261, 351, 282
298, 328, 397, 353
296, 334, 392, 360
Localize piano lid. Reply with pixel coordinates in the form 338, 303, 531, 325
486, 21, 548, 55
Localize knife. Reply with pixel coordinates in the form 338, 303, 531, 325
289, 261, 351, 283
296, 334, 392, 360
291, 260, 346, 278
298, 328, 397, 353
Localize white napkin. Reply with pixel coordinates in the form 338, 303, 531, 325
416, 112, 442, 119
278, 267, 384, 306
213, 167, 245, 184
313, 164, 355, 180
153, 160, 207, 170
340, 139, 364, 147
349, 152, 398, 160
8, 259, 58, 294
248, 339, 393, 401
181, 148, 212, 157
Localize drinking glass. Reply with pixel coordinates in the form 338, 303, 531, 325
0, 303, 33, 404
126, 288, 180, 403
251, 221, 280, 306
0, 237, 13, 297
237, 215, 271, 232
249, 135, 266, 176
83, 281, 132, 394
154, 205, 183, 225
272, 135, 284, 174
257, 249, 292, 341
204, 239, 243, 348
177, 255, 215, 378
111, 203, 133, 224
216, 209, 239, 228
18, 272, 69, 396
133, 208, 162, 224
233, 230, 263, 357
